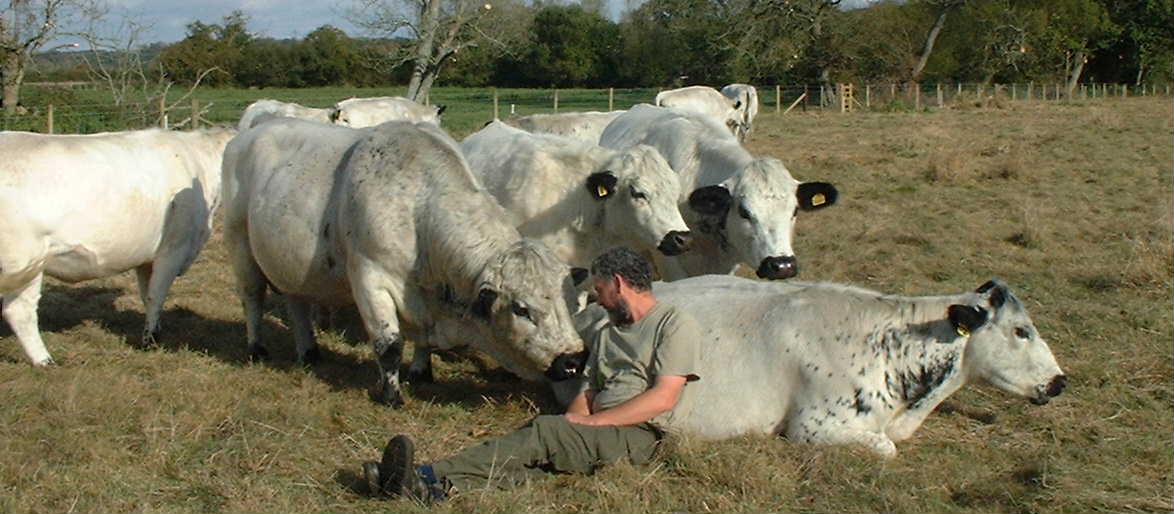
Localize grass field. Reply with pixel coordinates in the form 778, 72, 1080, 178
0, 93, 1170, 513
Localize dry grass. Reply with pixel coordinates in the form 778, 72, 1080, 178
1, 96, 1171, 513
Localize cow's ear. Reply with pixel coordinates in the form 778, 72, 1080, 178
436, 105, 447, 116
570, 267, 589, 286
329, 109, 341, 123
947, 304, 988, 339
976, 280, 1007, 309
797, 182, 838, 211
586, 171, 618, 200
688, 185, 732, 217
471, 288, 498, 319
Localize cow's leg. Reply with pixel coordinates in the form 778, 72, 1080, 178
2, 273, 53, 366
224, 230, 270, 361
787, 416, 897, 458
135, 251, 193, 349
134, 264, 152, 307
350, 269, 409, 408
284, 296, 320, 365
407, 343, 433, 384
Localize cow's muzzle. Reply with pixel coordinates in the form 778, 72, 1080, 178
657, 230, 693, 256
546, 350, 589, 381
756, 256, 798, 280
1030, 375, 1068, 405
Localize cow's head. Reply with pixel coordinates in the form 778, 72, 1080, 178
949, 280, 1067, 405
587, 145, 692, 257
472, 240, 587, 382
687, 157, 837, 279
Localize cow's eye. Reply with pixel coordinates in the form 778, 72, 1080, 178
1014, 327, 1030, 339
738, 204, 753, 221
629, 186, 647, 200
512, 302, 531, 320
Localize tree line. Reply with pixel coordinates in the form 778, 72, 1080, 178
19, 0, 1174, 101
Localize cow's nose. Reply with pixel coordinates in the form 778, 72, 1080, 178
757, 256, 798, 280
1046, 375, 1067, 397
657, 230, 693, 256
545, 350, 589, 381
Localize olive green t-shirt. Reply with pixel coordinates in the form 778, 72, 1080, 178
582, 301, 701, 431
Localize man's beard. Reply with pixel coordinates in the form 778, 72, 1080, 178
606, 298, 634, 326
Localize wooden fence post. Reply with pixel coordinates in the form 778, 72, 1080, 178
890, 83, 896, 103
191, 99, 200, 129
493, 88, 499, 119
865, 84, 871, 108
1123, 84, 1128, 97
936, 83, 942, 107
47, 104, 54, 134
159, 96, 167, 128
553, 89, 559, 112
1012, 83, 1017, 101
914, 84, 920, 110
608, 87, 614, 111
775, 85, 781, 113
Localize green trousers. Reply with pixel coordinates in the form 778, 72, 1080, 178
430, 414, 660, 491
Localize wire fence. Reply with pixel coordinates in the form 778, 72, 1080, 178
2, 82, 1169, 136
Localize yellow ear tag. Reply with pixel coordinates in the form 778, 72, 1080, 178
811, 193, 826, 206
956, 326, 970, 337
597, 185, 609, 197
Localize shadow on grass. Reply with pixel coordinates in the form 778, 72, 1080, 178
5, 284, 560, 410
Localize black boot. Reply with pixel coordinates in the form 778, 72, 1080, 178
365, 435, 436, 502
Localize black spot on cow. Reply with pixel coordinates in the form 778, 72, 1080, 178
889, 358, 957, 408
852, 388, 872, 415
323, 222, 330, 238
325, 255, 335, 269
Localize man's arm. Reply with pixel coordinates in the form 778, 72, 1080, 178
565, 389, 595, 417
564, 375, 687, 427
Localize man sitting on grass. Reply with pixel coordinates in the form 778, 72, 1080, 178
362, 246, 702, 503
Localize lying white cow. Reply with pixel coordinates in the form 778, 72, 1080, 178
1, 127, 237, 365
238, 99, 332, 130
461, 120, 692, 271
502, 110, 625, 144
600, 104, 837, 281
720, 84, 759, 139
575, 275, 1068, 457
330, 96, 445, 128
655, 85, 747, 141
221, 118, 586, 407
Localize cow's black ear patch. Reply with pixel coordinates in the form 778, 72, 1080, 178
586, 172, 618, 200
947, 304, 988, 338
797, 182, 838, 211
688, 185, 732, 217
436, 105, 447, 116
472, 288, 498, 319
571, 267, 589, 286
976, 280, 1007, 309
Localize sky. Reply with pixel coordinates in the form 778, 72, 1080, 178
59, 0, 877, 47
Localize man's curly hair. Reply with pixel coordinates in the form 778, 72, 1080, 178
590, 247, 653, 291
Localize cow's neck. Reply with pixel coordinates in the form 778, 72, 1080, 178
871, 294, 972, 411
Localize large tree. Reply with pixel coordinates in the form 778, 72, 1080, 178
158, 10, 254, 87
0, 0, 86, 114
343, 0, 527, 101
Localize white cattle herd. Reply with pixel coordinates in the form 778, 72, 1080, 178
0, 84, 1066, 456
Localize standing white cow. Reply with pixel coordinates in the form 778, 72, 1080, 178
461, 120, 692, 271
237, 99, 333, 130
600, 104, 838, 281
330, 96, 445, 128
655, 85, 748, 141
221, 118, 587, 407
0, 127, 237, 365
720, 84, 759, 139
502, 110, 625, 144
575, 274, 1068, 457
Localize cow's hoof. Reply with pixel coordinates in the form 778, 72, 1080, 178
248, 345, 270, 362
298, 347, 322, 366
139, 330, 160, 349
406, 366, 433, 384
33, 357, 56, 367
371, 387, 405, 409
